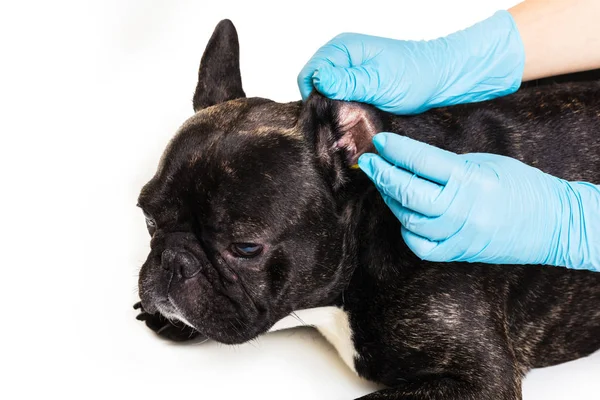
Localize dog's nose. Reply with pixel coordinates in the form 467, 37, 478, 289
161, 249, 202, 279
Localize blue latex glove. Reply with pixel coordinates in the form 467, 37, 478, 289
298, 11, 525, 114
358, 133, 600, 271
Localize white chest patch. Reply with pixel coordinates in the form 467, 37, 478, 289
268, 306, 359, 373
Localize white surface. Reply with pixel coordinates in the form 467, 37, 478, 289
2, 0, 599, 399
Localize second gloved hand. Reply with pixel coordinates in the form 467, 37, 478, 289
358, 132, 600, 271
298, 11, 525, 114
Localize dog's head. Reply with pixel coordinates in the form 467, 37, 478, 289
137, 20, 382, 344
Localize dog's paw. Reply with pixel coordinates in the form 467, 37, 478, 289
133, 302, 206, 343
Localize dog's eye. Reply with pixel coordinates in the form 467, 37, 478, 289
230, 243, 263, 258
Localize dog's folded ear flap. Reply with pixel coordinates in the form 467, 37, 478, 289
298, 93, 383, 190
193, 19, 246, 112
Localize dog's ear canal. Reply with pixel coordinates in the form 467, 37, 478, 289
193, 19, 246, 112
299, 93, 383, 189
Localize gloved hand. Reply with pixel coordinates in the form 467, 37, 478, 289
358, 132, 600, 271
298, 11, 525, 114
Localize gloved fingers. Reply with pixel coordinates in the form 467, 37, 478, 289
381, 194, 460, 241
359, 153, 451, 217
400, 226, 438, 260
401, 227, 470, 263
312, 64, 379, 102
297, 39, 354, 101
298, 59, 324, 101
373, 133, 465, 185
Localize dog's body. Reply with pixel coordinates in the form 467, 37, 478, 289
136, 20, 600, 399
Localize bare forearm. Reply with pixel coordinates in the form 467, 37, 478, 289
510, 0, 600, 81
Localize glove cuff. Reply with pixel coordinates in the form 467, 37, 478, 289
425, 10, 526, 109
546, 181, 600, 271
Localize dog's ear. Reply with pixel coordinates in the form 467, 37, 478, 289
298, 93, 383, 190
193, 19, 246, 112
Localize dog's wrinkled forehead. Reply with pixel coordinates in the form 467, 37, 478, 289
139, 97, 325, 236
160, 98, 304, 173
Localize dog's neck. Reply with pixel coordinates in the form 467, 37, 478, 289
312, 172, 411, 310
299, 103, 432, 310
332, 113, 433, 299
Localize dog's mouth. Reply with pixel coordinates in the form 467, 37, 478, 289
139, 248, 273, 344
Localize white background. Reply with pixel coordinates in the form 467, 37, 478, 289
1, 0, 599, 399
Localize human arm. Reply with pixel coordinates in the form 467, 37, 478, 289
512, 0, 600, 81
298, 0, 600, 114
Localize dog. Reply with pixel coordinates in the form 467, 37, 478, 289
135, 20, 600, 399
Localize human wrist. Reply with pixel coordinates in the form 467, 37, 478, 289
545, 180, 600, 271
424, 10, 526, 110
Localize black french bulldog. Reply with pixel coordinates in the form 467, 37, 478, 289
135, 20, 600, 399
